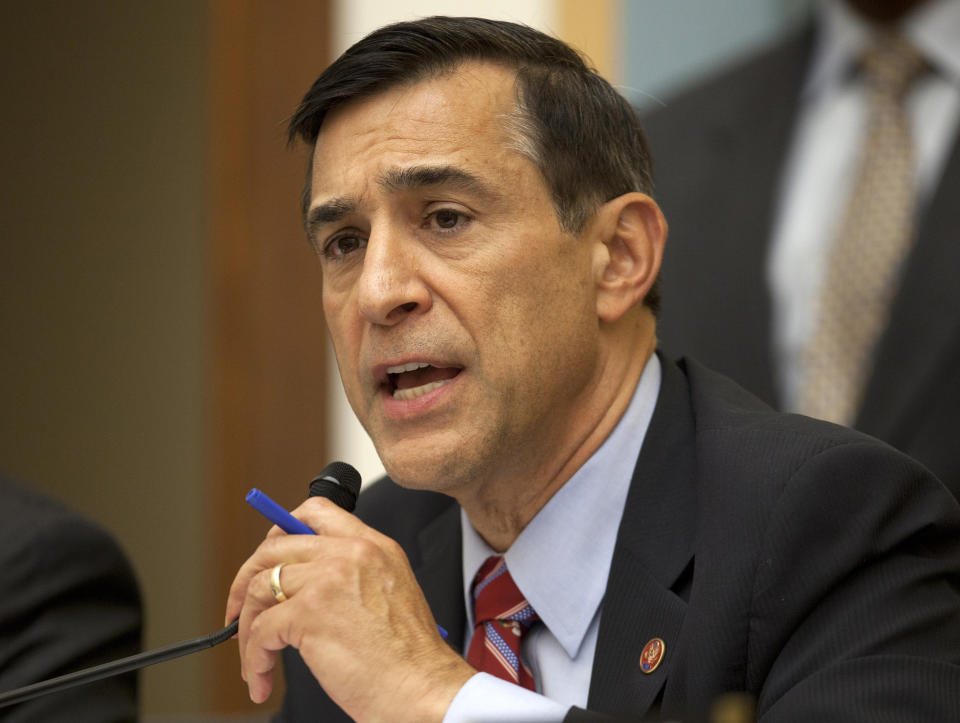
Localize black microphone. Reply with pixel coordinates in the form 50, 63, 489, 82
309, 460, 361, 512
0, 461, 362, 709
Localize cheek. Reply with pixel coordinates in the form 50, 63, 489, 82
322, 293, 362, 381
491, 241, 594, 322
481, 250, 596, 372
322, 284, 358, 339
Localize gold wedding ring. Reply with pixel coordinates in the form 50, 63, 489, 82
269, 562, 288, 603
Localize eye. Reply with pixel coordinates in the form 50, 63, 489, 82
324, 233, 366, 259
425, 208, 471, 233
435, 209, 460, 228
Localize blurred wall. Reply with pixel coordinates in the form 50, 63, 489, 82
0, 0, 210, 715
622, 0, 813, 109
0, 0, 331, 718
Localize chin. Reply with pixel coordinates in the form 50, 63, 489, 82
379, 447, 472, 496
381, 458, 445, 492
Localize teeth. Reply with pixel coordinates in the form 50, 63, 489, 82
386, 361, 431, 374
392, 379, 452, 400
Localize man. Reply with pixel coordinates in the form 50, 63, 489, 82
0, 474, 142, 722
646, 0, 960, 499
226, 17, 960, 722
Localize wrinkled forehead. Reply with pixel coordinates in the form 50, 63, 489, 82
345, 55, 520, 113
308, 62, 530, 196
321, 60, 521, 141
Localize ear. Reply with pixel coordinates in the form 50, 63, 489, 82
590, 192, 667, 323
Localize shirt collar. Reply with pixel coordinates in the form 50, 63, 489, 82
805, 0, 960, 99
461, 354, 662, 658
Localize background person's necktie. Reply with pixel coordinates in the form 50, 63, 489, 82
797, 33, 927, 425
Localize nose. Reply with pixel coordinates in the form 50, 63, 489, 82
356, 229, 432, 325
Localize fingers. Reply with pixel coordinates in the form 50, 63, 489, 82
235, 538, 373, 700
227, 521, 392, 665
288, 496, 385, 541
237, 535, 387, 642
241, 602, 289, 703
225, 497, 446, 712
235, 532, 460, 717
224, 498, 354, 624
237, 557, 312, 665
225, 532, 324, 625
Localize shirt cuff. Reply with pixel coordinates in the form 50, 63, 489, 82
442, 672, 570, 723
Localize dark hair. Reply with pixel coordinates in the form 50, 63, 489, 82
288, 15, 659, 312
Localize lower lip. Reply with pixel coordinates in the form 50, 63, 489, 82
379, 373, 461, 419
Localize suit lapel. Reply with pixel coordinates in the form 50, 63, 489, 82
857, 136, 960, 442
413, 501, 467, 653
409, 360, 701, 714
588, 358, 698, 715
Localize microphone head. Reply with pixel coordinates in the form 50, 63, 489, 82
309, 461, 362, 512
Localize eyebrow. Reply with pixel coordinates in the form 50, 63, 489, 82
306, 164, 500, 241
306, 197, 359, 238
379, 165, 496, 198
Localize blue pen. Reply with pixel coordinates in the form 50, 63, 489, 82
246, 488, 316, 534
245, 487, 448, 640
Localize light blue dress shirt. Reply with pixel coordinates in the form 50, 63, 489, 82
443, 355, 661, 722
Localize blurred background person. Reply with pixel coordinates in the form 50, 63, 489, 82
0, 473, 142, 722
646, 0, 960, 498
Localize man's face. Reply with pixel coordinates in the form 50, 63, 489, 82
308, 62, 606, 496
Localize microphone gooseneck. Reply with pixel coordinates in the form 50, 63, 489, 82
0, 461, 362, 709
0, 620, 241, 709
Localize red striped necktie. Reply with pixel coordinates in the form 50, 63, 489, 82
466, 556, 540, 690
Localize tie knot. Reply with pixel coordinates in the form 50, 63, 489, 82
472, 556, 539, 629
467, 556, 540, 689
860, 33, 927, 97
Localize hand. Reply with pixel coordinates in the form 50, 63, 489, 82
225, 496, 475, 722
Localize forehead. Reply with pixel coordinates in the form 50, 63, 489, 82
309, 62, 526, 197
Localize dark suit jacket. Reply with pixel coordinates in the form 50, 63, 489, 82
278, 357, 960, 721
643, 26, 960, 502
0, 476, 142, 722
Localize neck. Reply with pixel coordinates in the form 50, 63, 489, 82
843, 0, 927, 24
460, 315, 657, 551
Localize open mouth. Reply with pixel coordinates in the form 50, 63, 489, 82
386, 361, 462, 400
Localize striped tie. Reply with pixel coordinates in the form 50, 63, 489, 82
466, 556, 540, 690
